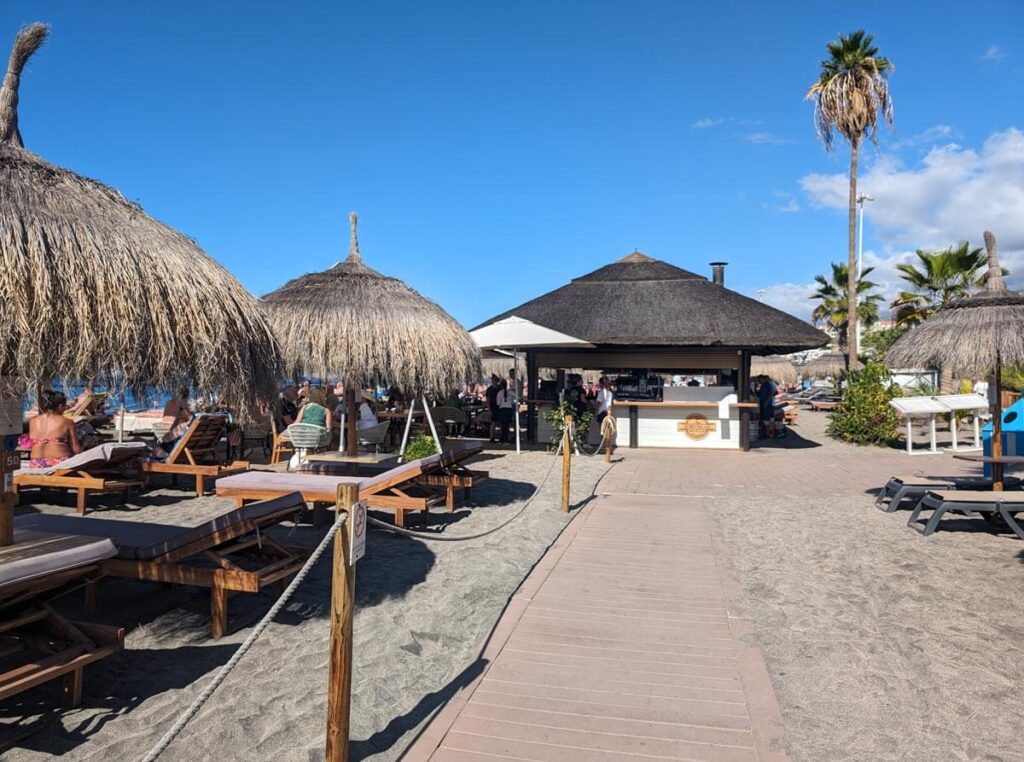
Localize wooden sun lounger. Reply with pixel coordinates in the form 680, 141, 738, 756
908, 490, 1024, 539
14, 442, 148, 514
300, 440, 489, 510
216, 450, 462, 527
16, 493, 308, 638
875, 474, 1020, 512
809, 400, 840, 411
142, 414, 248, 497
0, 530, 125, 706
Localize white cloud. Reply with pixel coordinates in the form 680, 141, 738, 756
764, 190, 801, 213
982, 44, 1007, 61
782, 128, 1024, 318
691, 116, 762, 129
748, 283, 817, 321
743, 131, 796, 146
800, 128, 1024, 255
891, 124, 960, 150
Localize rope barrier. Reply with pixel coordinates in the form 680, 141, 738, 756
140, 509, 348, 762
365, 450, 561, 542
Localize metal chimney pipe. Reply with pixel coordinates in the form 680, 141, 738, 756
710, 261, 727, 286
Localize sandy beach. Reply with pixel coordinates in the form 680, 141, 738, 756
1, 449, 610, 761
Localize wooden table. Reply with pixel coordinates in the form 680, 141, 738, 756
953, 454, 1024, 489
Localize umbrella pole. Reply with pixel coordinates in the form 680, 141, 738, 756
346, 387, 358, 458
398, 397, 416, 462
118, 393, 126, 444
993, 352, 1004, 490
514, 349, 521, 455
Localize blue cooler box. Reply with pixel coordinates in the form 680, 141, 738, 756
982, 397, 1024, 477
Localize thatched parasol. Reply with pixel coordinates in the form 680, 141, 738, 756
0, 24, 281, 413
887, 231, 1021, 487
262, 212, 481, 453
803, 352, 846, 379
751, 355, 798, 386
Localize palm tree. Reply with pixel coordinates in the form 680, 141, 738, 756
891, 242, 987, 325
810, 262, 883, 356
891, 241, 989, 392
807, 30, 894, 371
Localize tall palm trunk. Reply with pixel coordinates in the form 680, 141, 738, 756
846, 136, 861, 370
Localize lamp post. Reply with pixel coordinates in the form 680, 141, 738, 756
855, 193, 873, 356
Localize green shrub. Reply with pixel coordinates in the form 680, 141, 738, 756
403, 431, 439, 460
543, 400, 593, 451
827, 362, 903, 445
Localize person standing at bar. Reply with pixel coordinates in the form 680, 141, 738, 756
595, 376, 614, 428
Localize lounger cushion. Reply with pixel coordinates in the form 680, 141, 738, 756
0, 530, 116, 589
14, 492, 305, 561
217, 471, 364, 494
16, 442, 148, 476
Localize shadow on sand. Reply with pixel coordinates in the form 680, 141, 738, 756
0, 643, 238, 756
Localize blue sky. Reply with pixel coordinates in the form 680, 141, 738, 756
4, 1, 1023, 325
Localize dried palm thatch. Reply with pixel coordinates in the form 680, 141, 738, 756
0, 24, 282, 416
481, 350, 519, 381
803, 352, 846, 379
887, 232, 1022, 487
751, 355, 798, 386
262, 212, 481, 392
886, 232, 1024, 376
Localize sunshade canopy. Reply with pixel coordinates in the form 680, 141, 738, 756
0, 24, 282, 413
470, 315, 595, 350
261, 213, 481, 391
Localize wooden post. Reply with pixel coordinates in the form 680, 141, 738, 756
993, 352, 1004, 491
0, 449, 18, 546
325, 483, 358, 761
561, 414, 571, 513
345, 387, 358, 458
604, 423, 612, 463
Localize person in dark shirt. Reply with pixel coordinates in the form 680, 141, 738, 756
278, 384, 299, 428
486, 375, 501, 443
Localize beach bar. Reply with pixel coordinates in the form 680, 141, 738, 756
476, 251, 828, 451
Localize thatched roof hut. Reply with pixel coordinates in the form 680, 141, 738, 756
0, 24, 281, 411
803, 352, 846, 379
751, 355, 798, 386
476, 251, 827, 354
261, 212, 481, 393
886, 232, 1024, 376
886, 231, 1022, 487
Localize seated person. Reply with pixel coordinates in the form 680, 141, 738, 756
160, 387, 194, 455
357, 391, 379, 430
22, 389, 82, 468
443, 388, 463, 409
295, 387, 334, 430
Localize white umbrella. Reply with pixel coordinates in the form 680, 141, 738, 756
470, 316, 595, 453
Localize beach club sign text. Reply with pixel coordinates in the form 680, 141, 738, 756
678, 413, 717, 441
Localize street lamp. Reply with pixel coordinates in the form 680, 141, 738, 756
855, 193, 874, 355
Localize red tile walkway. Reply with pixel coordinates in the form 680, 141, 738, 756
406, 485, 791, 760
406, 412, 980, 760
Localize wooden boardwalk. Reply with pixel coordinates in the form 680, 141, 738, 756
406, 491, 788, 761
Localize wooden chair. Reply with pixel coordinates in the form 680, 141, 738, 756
0, 529, 125, 705
14, 442, 149, 514
270, 417, 295, 465
142, 414, 249, 497
16, 493, 308, 639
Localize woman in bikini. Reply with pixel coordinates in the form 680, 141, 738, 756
24, 390, 82, 468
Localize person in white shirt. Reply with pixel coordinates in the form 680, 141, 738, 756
357, 391, 378, 431
595, 377, 614, 427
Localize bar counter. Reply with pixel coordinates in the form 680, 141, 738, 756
612, 389, 755, 450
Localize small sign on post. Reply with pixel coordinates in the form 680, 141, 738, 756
349, 500, 366, 565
